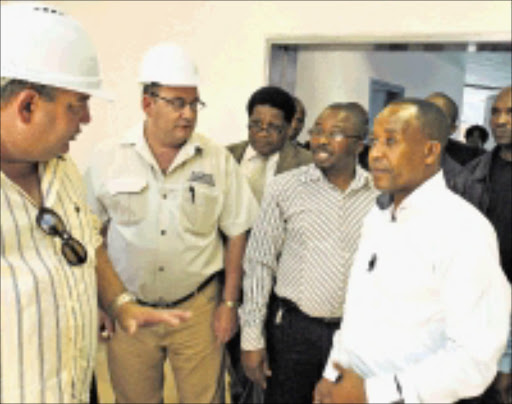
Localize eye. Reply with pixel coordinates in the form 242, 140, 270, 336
385, 137, 397, 146
172, 97, 186, 109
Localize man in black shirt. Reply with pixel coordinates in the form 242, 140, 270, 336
467, 86, 512, 404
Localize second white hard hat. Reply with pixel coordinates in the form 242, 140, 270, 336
139, 43, 199, 87
0, 2, 111, 99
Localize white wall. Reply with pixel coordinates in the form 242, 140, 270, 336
5, 0, 509, 171
296, 50, 467, 142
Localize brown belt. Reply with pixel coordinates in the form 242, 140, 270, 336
137, 271, 220, 308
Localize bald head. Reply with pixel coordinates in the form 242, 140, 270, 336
425, 92, 458, 134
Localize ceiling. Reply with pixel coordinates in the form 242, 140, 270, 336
464, 51, 511, 89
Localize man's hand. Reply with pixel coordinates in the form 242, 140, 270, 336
313, 363, 367, 403
98, 307, 115, 340
115, 302, 192, 335
241, 349, 271, 389
213, 303, 238, 345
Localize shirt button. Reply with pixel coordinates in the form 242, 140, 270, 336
162, 194, 167, 200
158, 266, 164, 272
161, 230, 166, 235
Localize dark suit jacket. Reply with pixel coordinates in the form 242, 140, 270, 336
227, 140, 313, 174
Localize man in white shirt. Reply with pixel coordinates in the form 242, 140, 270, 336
314, 99, 511, 403
85, 42, 259, 403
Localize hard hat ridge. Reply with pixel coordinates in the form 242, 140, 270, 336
139, 42, 200, 87
0, 1, 111, 99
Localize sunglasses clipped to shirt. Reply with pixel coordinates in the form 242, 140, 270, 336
36, 206, 88, 266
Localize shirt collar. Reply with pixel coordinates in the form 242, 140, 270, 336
388, 170, 445, 221
242, 143, 280, 162
119, 121, 203, 172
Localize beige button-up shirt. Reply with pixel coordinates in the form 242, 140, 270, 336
85, 123, 259, 302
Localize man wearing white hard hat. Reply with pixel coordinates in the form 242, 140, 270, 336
0, 3, 191, 403
85, 42, 259, 403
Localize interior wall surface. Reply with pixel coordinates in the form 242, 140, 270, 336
2, 0, 509, 171
295, 50, 467, 142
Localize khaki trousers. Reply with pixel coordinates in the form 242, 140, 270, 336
107, 281, 223, 403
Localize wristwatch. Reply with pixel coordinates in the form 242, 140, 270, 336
108, 291, 136, 317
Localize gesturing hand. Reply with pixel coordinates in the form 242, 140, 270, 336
116, 302, 192, 335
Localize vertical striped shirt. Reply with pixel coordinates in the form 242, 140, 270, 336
239, 164, 378, 350
1, 156, 101, 403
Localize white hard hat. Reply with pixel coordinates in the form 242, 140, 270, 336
139, 43, 199, 87
1, 2, 111, 99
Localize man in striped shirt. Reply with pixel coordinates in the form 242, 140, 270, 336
239, 102, 378, 403
0, 4, 190, 403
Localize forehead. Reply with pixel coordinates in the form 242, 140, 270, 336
158, 85, 198, 98
317, 109, 354, 126
493, 89, 512, 109
56, 88, 90, 103
250, 104, 285, 121
374, 105, 418, 134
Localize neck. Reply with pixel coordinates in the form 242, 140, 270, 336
0, 159, 43, 206
499, 144, 512, 162
143, 123, 182, 172
1, 159, 39, 182
324, 164, 356, 191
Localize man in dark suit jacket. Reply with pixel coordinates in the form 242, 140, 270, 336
228, 86, 312, 202
226, 86, 311, 403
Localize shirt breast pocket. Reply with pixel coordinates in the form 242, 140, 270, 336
180, 185, 220, 235
104, 177, 148, 226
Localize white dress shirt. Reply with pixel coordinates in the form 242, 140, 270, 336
324, 171, 511, 403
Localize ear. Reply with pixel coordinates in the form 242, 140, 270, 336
424, 140, 442, 165
16, 90, 39, 124
142, 94, 154, 116
355, 138, 365, 155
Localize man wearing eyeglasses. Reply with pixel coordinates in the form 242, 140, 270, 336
226, 86, 312, 403
85, 42, 259, 403
0, 4, 191, 404
239, 102, 378, 403
228, 86, 312, 204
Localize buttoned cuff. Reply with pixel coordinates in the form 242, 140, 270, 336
240, 324, 265, 351
365, 374, 419, 403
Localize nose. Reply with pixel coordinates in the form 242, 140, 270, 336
180, 103, 196, 119
368, 140, 383, 163
495, 111, 510, 126
78, 102, 91, 124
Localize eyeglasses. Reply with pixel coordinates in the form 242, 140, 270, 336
248, 121, 285, 136
36, 207, 88, 266
308, 127, 362, 141
150, 92, 206, 112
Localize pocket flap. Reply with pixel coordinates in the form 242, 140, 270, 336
106, 178, 147, 194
